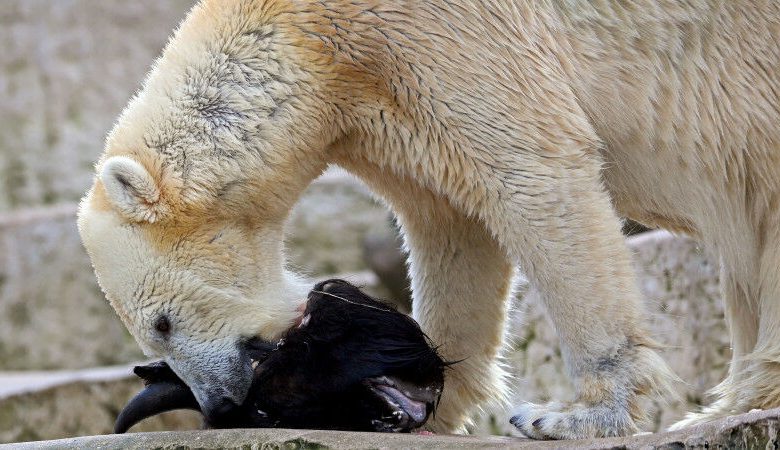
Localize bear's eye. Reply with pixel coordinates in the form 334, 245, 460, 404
154, 316, 171, 335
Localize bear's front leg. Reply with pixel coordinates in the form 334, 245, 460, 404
478, 154, 677, 439
392, 188, 517, 433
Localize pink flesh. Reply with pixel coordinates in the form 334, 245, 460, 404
375, 384, 427, 423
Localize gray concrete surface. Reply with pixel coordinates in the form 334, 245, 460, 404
5, 407, 780, 449
0, 363, 138, 399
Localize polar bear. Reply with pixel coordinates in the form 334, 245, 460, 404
77, 0, 780, 439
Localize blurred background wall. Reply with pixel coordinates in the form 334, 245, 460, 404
0, 0, 730, 444
0, 0, 195, 369
0, 1, 195, 211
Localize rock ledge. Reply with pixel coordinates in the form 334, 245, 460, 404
6, 408, 779, 449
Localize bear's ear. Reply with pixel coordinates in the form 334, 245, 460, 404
100, 156, 170, 223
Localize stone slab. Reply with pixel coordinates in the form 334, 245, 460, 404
0, 363, 140, 399
6, 408, 780, 450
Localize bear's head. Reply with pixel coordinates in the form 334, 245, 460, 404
78, 0, 384, 422
78, 151, 310, 420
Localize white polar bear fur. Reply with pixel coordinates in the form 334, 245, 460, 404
77, 0, 780, 439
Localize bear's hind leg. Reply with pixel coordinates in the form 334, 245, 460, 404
671, 267, 759, 429
748, 234, 780, 409
674, 223, 780, 428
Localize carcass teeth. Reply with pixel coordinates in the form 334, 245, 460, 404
251, 360, 259, 369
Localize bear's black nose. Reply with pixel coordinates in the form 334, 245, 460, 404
202, 396, 240, 423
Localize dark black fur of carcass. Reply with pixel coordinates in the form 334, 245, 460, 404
114, 279, 447, 433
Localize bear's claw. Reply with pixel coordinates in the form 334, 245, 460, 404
510, 401, 638, 440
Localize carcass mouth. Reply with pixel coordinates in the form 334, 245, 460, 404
365, 376, 441, 432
